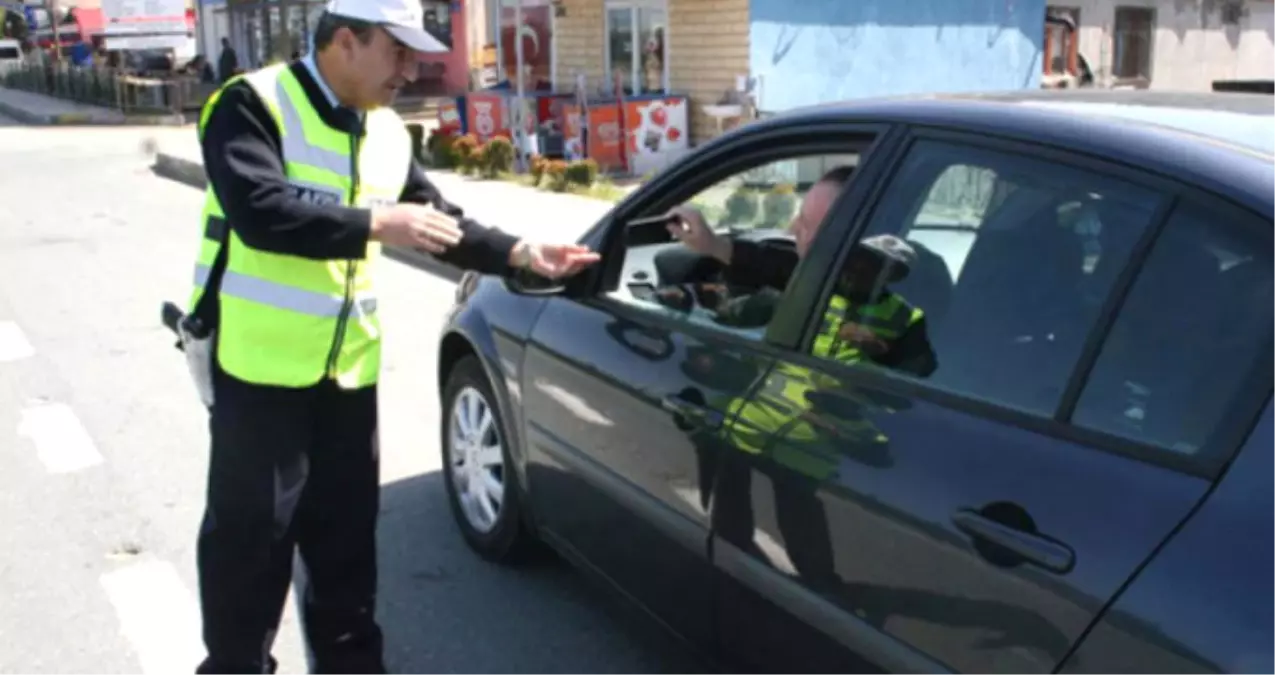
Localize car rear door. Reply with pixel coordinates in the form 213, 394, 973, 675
710, 130, 1273, 672
518, 123, 898, 656
1054, 194, 1273, 674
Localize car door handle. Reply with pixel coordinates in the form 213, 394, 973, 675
952, 508, 1076, 575
661, 392, 726, 430
605, 320, 675, 361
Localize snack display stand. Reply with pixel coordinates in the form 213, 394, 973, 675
562, 92, 690, 176
439, 84, 573, 148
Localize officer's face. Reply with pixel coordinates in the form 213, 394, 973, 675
842, 250, 885, 297
339, 26, 418, 109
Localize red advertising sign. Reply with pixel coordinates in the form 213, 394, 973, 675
437, 99, 462, 136
587, 104, 625, 172
466, 93, 508, 142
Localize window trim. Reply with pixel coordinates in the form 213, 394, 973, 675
793, 124, 1263, 479
567, 121, 905, 355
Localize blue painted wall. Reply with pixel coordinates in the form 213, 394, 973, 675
750, 0, 1045, 113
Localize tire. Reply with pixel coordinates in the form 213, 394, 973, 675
440, 355, 539, 563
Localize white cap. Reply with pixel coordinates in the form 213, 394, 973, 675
324, 0, 449, 53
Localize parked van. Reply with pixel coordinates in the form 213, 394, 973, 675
0, 38, 22, 76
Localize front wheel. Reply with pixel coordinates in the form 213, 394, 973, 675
441, 355, 539, 563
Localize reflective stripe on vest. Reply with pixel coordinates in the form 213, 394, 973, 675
723, 293, 922, 477
187, 63, 409, 390
812, 293, 923, 362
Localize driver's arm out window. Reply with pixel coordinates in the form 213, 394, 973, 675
603, 153, 862, 337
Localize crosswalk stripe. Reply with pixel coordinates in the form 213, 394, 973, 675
100, 559, 206, 675
17, 402, 103, 474
0, 321, 34, 362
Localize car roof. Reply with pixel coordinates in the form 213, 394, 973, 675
770, 89, 1275, 216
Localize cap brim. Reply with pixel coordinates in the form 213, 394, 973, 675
384, 24, 448, 53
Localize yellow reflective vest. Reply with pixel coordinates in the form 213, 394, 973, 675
189, 63, 410, 390
725, 292, 923, 480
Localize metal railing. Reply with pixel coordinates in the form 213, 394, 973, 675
1, 63, 213, 116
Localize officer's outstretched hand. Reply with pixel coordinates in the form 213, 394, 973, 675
511, 241, 601, 279
370, 203, 463, 254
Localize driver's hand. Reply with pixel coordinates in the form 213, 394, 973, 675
691, 282, 729, 310
838, 323, 891, 357
667, 206, 725, 259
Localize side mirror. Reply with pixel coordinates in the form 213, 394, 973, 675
504, 267, 568, 296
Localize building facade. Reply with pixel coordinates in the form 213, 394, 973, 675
1050, 0, 1273, 89
547, 0, 1046, 145
204, 0, 472, 94
550, 0, 749, 144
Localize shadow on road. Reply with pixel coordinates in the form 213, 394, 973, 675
376, 470, 709, 674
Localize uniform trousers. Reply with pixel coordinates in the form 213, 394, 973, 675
195, 365, 385, 674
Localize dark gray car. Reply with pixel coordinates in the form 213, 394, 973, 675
435, 89, 1274, 673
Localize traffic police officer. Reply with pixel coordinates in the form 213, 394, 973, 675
188, 0, 598, 670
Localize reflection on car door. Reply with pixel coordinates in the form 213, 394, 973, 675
517, 125, 894, 660
712, 135, 1255, 673
521, 298, 768, 653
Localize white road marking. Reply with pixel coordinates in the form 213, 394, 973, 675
17, 402, 103, 474
0, 321, 35, 362
100, 559, 206, 675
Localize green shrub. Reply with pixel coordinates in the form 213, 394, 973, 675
529, 154, 547, 187
481, 136, 516, 177
428, 131, 458, 168
543, 160, 569, 192
564, 158, 599, 187
452, 133, 480, 175
724, 188, 759, 225
762, 183, 798, 227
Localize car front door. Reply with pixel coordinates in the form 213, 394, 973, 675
518, 125, 896, 657
711, 131, 1274, 672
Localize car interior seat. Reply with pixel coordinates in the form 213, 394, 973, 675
930, 188, 1088, 411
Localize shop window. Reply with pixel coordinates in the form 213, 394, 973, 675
498, 0, 552, 88
421, 0, 453, 50
267, 5, 290, 62
605, 2, 667, 96
303, 1, 326, 52
1112, 6, 1154, 82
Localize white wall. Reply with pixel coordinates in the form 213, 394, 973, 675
1064, 0, 1273, 89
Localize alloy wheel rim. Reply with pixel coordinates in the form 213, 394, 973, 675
448, 386, 505, 534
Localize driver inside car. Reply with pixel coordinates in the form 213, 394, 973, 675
657, 166, 857, 323
657, 162, 936, 374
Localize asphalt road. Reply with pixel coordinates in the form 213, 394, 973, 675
0, 119, 703, 674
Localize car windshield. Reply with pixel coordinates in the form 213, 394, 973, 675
1019, 100, 1275, 157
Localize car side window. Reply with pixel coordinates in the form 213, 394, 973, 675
806, 138, 1164, 416
601, 152, 863, 340
1072, 200, 1273, 459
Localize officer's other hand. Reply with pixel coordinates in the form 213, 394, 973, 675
667, 206, 731, 263
370, 204, 464, 254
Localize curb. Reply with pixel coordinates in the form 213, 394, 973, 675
152, 151, 462, 282
0, 97, 185, 126
0, 99, 45, 124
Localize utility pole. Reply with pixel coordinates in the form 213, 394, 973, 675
46, 0, 61, 62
